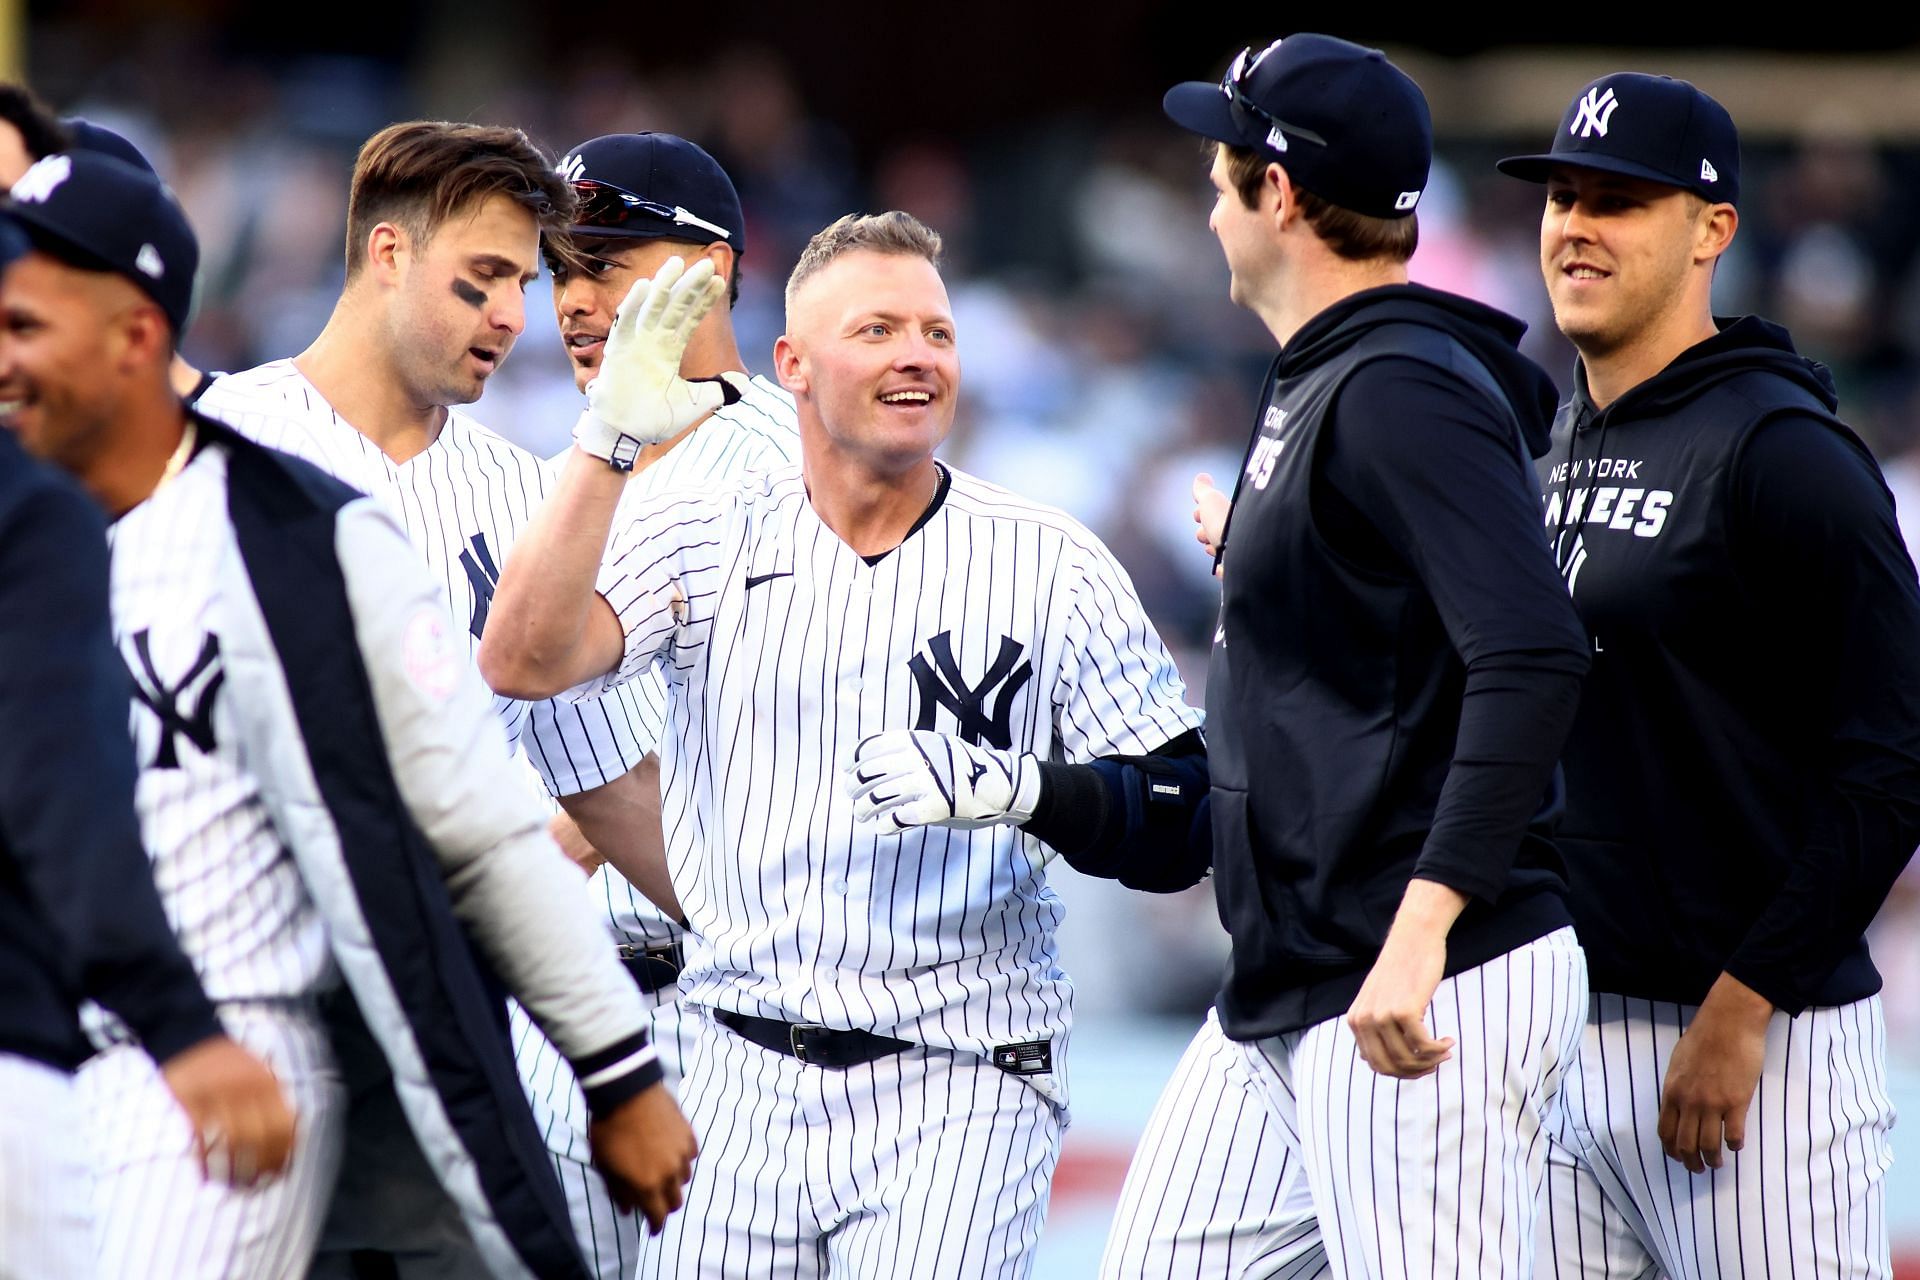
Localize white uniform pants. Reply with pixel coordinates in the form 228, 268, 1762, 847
0, 1053, 91, 1280
511, 978, 688, 1280
81, 1002, 344, 1280
1100, 1007, 1326, 1279
1540, 992, 1896, 1279
1237, 927, 1587, 1280
639, 1006, 1062, 1279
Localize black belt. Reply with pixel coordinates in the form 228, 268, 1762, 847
617, 940, 684, 995
713, 1010, 912, 1068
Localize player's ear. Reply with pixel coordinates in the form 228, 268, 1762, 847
1695, 201, 1738, 266
1269, 163, 1299, 231
365, 221, 407, 283
773, 333, 806, 396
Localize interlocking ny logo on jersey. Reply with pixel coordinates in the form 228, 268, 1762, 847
909, 632, 1032, 750
125, 630, 223, 769
1571, 87, 1620, 138
459, 532, 500, 639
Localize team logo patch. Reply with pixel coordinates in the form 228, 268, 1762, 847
135, 243, 165, 279
402, 605, 461, 704
124, 629, 223, 769
1570, 86, 1620, 138
11, 154, 71, 203
909, 631, 1032, 751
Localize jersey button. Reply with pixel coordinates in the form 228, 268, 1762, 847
829, 876, 848, 894
845, 676, 864, 692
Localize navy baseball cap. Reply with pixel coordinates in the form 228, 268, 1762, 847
1498, 73, 1740, 206
1163, 34, 1431, 220
1, 151, 198, 336
63, 117, 157, 175
556, 133, 745, 253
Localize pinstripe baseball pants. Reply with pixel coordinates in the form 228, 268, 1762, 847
1234, 927, 1587, 1280
0, 1054, 92, 1279
81, 1002, 344, 1280
1540, 992, 1896, 1279
638, 1006, 1062, 1279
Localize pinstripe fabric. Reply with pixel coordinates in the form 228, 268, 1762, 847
638, 1008, 1061, 1280
197, 362, 651, 799
0, 1054, 91, 1279
1239, 927, 1586, 1280
504, 379, 799, 1278
1101, 1009, 1327, 1280
99, 445, 331, 1011
1541, 992, 1896, 1280
581, 464, 1202, 1103
83, 1003, 345, 1280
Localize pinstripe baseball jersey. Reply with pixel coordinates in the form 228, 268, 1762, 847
587, 372, 800, 948
197, 361, 648, 798
578, 463, 1203, 1099
104, 441, 331, 1004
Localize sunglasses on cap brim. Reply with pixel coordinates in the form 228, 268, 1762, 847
1221, 42, 1328, 152
571, 179, 733, 241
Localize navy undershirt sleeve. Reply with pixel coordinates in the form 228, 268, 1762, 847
1319, 357, 1589, 902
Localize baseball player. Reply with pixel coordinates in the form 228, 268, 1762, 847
478, 211, 1208, 1277
1499, 73, 1920, 1278
503, 129, 801, 1280
1128, 35, 1593, 1279
0, 150, 695, 1280
191, 118, 695, 1277
0, 358, 296, 1277
0, 94, 214, 401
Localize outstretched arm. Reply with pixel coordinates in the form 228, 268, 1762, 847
481, 256, 726, 700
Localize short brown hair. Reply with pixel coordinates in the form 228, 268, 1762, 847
1221, 143, 1418, 264
785, 211, 943, 314
0, 84, 70, 162
345, 121, 575, 279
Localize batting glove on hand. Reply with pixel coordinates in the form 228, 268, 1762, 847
574, 255, 729, 470
846, 730, 1043, 831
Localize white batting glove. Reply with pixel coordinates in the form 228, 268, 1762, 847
574, 256, 729, 470
846, 730, 1043, 831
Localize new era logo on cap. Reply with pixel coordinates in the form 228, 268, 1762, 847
0, 150, 200, 336
1701, 159, 1719, 183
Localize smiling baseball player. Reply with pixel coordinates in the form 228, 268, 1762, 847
478, 212, 1209, 1277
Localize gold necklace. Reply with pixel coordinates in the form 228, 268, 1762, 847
155, 419, 198, 492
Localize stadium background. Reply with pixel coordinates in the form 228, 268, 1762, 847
15, 5, 1920, 1274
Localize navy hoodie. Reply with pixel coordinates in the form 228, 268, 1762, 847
1542, 316, 1920, 1013
1209, 283, 1591, 1041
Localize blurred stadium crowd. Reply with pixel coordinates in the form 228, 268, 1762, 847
30, 38, 1920, 1056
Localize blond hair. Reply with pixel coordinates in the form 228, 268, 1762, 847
784, 211, 943, 314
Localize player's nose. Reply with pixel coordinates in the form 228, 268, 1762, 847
496, 288, 528, 336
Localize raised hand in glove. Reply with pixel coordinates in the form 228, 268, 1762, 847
846, 729, 1042, 831
574, 255, 730, 470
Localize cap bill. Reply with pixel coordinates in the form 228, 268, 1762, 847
1497, 149, 1698, 194
1163, 82, 1249, 146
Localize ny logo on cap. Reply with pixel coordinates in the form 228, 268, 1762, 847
1570, 86, 1620, 139
12, 154, 71, 204
557, 153, 586, 183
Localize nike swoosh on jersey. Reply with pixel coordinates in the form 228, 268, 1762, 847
745, 570, 794, 589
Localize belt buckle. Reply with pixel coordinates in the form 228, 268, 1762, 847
789, 1023, 827, 1064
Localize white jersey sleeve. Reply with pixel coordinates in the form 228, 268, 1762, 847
1053, 533, 1206, 760
332, 496, 653, 1078
574, 485, 741, 701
